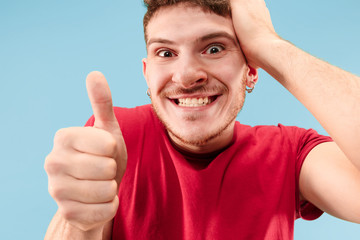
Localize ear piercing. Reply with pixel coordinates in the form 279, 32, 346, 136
246, 86, 255, 94
246, 80, 256, 93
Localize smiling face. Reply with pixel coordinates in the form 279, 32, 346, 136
143, 3, 257, 154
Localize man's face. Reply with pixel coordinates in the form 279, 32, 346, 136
143, 3, 257, 153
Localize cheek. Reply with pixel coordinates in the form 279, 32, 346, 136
146, 64, 173, 93
213, 62, 246, 89
210, 53, 246, 80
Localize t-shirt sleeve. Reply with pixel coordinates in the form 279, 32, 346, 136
292, 126, 333, 220
85, 115, 95, 127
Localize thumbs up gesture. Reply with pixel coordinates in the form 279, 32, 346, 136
86, 71, 127, 184
45, 72, 127, 236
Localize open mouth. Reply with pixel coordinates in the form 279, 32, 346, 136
172, 96, 218, 107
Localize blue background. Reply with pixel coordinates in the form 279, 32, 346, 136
0, 0, 359, 239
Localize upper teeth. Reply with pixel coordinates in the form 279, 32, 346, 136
178, 97, 212, 107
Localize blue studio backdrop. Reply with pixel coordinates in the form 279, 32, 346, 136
0, 0, 359, 239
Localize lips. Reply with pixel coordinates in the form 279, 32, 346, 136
173, 96, 218, 107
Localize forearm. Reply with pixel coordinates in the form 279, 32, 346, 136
45, 211, 106, 240
258, 38, 360, 167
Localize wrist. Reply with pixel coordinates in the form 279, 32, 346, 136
45, 211, 105, 240
65, 223, 104, 240
241, 35, 284, 69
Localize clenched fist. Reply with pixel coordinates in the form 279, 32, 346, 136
44, 72, 127, 238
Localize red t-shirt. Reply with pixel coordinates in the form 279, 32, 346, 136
86, 104, 332, 240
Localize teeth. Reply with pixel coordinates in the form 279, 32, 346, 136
178, 97, 213, 107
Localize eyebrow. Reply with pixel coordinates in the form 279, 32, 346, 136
147, 31, 238, 47
147, 38, 175, 47
198, 32, 238, 46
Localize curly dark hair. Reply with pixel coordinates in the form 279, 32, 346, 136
143, 0, 231, 43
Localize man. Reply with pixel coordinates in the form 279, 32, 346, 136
44, 0, 360, 239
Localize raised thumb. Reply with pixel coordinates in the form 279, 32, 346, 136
86, 71, 119, 132
86, 71, 127, 183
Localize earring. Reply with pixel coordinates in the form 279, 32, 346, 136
245, 86, 255, 94
246, 80, 256, 93
146, 88, 151, 97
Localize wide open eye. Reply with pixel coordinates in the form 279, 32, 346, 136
157, 49, 175, 58
204, 45, 225, 55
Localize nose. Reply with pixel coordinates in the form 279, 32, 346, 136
171, 56, 208, 88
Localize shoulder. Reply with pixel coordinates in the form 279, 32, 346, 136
85, 104, 160, 130
234, 122, 307, 140
114, 105, 165, 148
233, 122, 332, 153
113, 104, 162, 130
236, 122, 327, 139
113, 104, 154, 123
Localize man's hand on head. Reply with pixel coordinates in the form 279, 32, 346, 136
230, 1, 360, 225
44, 71, 127, 238
230, 0, 280, 68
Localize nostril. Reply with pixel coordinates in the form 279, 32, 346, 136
196, 78, 206, 84
172, 68, 208, 88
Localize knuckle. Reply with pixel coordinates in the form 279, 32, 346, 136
60, 206, 75, 221
103, 133, 117, 156
108, 180, 118, 198
44, 155, 64, 175
54, 128, 69, 144
59, 203, 99, 232
105, 159, 117, 179
59, 204, 81, 225
49, 184, 66, 200
92, 210, 107, 224
93, 201, 118, 223
96, 180, 117, 202
110, 195, 119, 213
54, 127, 81, 148
44, 155, 52, 173
106, 196, 119, 219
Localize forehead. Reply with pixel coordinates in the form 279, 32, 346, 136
146, 4, 236, 45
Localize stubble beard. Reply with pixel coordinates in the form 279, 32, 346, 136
151, 78, 247, 148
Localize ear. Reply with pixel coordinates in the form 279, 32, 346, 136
142, 58, 150, 87
245, 65, 258, 89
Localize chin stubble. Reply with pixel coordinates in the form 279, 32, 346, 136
151, 76, 247, 147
